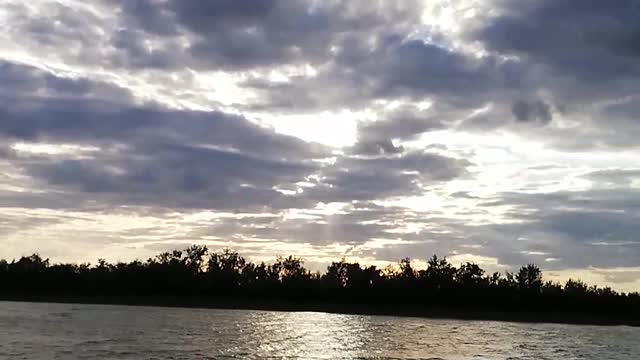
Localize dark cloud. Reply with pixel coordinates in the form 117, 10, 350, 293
351, 139, 405, 156
0, 61, 131, 102
8, 2, 104, 48
352, 105, 448, 155
512, 99, 553, 124
474, 0, 640, 81
474, 188, 640, 269
0, 60, 330, 210
244, 37, 528, 112
0, 61, 324, 160
360, 106, 446, 140
356, 39, 524, 101
113, 0, 179, 37
108, 28, 184, 69
23, 144, 316, 210
460, 0, 640, 148
87, 0, 422, 71
5, 0, 640, 153
302, 151, 470, 203
2, 2, 113, 67
0, 60, 470, 212
583, 169, 640, 187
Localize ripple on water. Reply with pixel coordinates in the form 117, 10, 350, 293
0, 302, 638, 360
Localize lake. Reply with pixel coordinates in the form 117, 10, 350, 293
0, 301, 637, 359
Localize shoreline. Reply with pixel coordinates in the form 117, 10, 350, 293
2, 295, 638, 327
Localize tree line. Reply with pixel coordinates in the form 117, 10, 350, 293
1, 246, 638, 321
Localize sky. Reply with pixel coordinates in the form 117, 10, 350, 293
1, 0, 640, 291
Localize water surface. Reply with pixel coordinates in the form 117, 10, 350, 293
0, 301, 637, 359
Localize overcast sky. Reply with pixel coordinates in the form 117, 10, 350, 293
1, 0, 640, 291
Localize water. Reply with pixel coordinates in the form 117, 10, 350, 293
0, 301, 637, 359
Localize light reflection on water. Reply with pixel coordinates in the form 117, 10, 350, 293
0, 301, 638, 359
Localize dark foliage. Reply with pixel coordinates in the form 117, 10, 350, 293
1, 246, 638, 322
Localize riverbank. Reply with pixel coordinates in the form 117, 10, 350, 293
2, 295, 637, 327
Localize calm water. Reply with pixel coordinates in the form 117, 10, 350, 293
0, 301, 638, 359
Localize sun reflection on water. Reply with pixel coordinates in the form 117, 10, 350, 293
1, 302, 638, 359
252, 311, 372, 358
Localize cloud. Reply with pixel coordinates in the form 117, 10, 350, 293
11, 0, 419, 72
1, 0, 640, 292
0, 60, 470, 212
474, 0, 640, 81
512, 99, 553, 124
0, 61, 325, 158
244, 37, 527, 113
0, 60, 474, 265
302, 150, 470, 203
463, 0, 640, 149
0, 60, 330, 210
475, 188, 640, 269
583, 169, 640, 187
351, 105, 447, 155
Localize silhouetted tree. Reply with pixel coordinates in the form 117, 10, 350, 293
564, 279, 588, 296
541, 281, 563, 296
0, 247, 637, 324
207, 249, 246, 291
456, 262, 485, 287
420, 255, 456, 290
184, 245, 208, 274
398, 258, 415, 279
324, 259, 380, 293
516, 264, 543, 292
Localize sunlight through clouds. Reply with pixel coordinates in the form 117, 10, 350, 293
0, 0, 639, 292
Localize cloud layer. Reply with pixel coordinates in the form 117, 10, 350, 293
1, 0, 639, 291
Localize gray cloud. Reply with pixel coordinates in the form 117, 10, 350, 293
22, 144, 317, 210
460, 0, 640, 149
594, 269, 640, 285
6, 0, 640, 153
583, 169, 640, 187
474, 0, 640, 81
302, 151, 470, 203
0, 61, 325, 160
2, 0, 640, 289
244, 37, 528, 112
0, 60, 470, 212
41, 0, 419, 71
474, 188, 640, 269
0, 61, 329, 210
512, 99, 553, 124
352, 105, 448, 155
